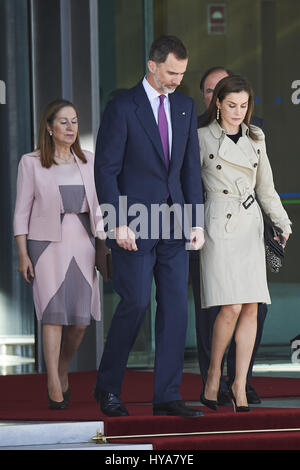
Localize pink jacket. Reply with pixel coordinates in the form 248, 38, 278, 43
13, 150, 103, 241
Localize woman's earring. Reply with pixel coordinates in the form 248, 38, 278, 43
216, 107, 220, 120
49, 131, 53, 137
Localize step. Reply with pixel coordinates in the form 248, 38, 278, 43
0, 421, 103, 447
1, 442, 153, 450
0, 420, 152, 450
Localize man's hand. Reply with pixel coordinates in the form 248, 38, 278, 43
115, 225, 138, 251
189, 227, 205, 250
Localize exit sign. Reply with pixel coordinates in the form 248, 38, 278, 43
208, 4, 227, 35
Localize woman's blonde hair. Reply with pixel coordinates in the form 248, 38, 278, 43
36, 99, 87, 168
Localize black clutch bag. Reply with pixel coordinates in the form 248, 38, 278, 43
262, 212, 284, 273
95, 238, 113, 281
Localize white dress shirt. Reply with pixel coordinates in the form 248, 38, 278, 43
142, 76, 203, 234
142, 76, 172, 157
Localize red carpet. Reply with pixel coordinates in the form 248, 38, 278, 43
102, 408, 300, 450
1, 369, 299, 449
133, 430, 300, 450
1, 369, 299, 405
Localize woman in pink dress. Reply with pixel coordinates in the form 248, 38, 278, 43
14, 100, 102, 409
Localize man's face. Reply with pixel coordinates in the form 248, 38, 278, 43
203, 70, 229, 108
147, 53, 188, 94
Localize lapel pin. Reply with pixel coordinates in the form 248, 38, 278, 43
182, 112, 186, 115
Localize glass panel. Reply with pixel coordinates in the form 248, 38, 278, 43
153, 0, 300, 370
99, 0, 300, 371
0, 0, 35, 376
99, 0, 145, 114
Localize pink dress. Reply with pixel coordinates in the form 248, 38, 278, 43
27, 162, 100, 325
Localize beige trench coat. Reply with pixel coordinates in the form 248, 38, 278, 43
198, 120, 292, 308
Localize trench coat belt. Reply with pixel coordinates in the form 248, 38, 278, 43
204, 191, 257, 233
205, 191, 256, 209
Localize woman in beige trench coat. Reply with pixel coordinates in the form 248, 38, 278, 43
198, 75, 292, 412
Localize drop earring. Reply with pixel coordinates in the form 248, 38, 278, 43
49, 131, 53, 137
216, 107, 220, 120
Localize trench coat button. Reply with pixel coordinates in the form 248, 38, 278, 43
223, 189, 229, 194
226, 213, 232, 219
216, 164, 222, 170
253, 162, 258, 168
209, 154, 214, 159
257, 149, 260, 155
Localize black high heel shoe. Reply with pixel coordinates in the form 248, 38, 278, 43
47, 390, 67, 410
229, 388, 250, 413
62, 387, 70, 407
200, 392, 218, 411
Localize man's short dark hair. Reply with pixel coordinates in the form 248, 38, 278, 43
149, 35, 187, 63
200, 66, 234, 91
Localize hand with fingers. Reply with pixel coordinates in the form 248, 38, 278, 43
115, 225, 138, 251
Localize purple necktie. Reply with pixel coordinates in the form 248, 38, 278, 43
158, 94, 169, 169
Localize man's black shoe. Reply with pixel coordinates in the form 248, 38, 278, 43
246, 384, 262, 404
94, 389, 129, 417
153, 400, 204, 417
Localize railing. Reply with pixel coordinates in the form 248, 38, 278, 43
0, 336, 35, 375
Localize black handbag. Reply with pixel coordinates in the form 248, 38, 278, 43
262, 212, 285, 273
95, 238, 113, 281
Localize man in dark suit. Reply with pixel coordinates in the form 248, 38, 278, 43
94, 36, 205, 418
190, 66, 267, 405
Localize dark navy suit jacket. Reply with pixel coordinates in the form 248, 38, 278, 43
95, 81, 204, 252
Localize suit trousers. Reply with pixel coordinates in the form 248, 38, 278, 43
95, 234, 189, 404
189, 251, 267, 392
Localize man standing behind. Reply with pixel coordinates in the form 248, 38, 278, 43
190, 66, 266, 405
94, 36, 205, 418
